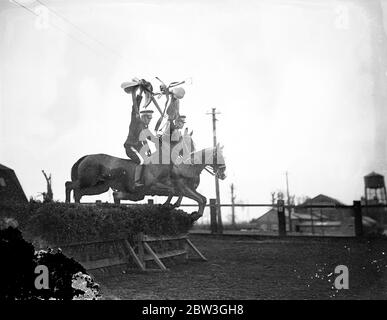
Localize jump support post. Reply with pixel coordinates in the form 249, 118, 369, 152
49, 233, 207, 273
135, 233, 207, 271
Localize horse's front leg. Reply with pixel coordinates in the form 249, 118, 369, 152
172, 195, 183, 208
176, 183, 206, 221
168, 179, 187, 208
162, 195, 174, 207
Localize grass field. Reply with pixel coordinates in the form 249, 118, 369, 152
96, 234, 387, 300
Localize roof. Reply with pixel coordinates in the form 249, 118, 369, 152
0, 164, 28, 203
250, 208, 329, 224
301, 194, 345, 206
250, 208, 277, 223
365, 171, 384, 178
0, 163, 13, 171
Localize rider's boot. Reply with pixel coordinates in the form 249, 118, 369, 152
133, 165, 144, 189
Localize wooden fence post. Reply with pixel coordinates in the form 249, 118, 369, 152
137, 232, 145, 267
210, 198, 218, 234
277, 200, 286, 236
353, 200, 363, 237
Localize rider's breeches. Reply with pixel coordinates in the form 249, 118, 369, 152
125, 146, 144, 165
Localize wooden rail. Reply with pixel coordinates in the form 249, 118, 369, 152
47, 233, 207, 272
79, 200, 387, 238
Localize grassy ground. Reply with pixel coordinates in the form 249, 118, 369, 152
95, 234, 387, 300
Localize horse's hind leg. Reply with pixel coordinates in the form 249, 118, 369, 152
69, 180, 83, 203
73, 182, 82, 203
65, 181, 73, 203
65, 180, 83, 203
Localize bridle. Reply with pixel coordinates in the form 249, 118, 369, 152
205, 163, 226, 177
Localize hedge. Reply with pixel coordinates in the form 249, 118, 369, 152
0, 201, 194, 245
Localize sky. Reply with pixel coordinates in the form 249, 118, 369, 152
1, 0, 387, 222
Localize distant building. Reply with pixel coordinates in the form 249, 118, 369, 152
297, 194, 349, 221
250, 208, 281, 232
0, 164, 28, 203
250, 194, 354, 235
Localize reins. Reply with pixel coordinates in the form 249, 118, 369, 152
205, 166, 215, 176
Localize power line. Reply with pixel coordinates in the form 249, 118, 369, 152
35, 0, 125, 61
10, 0, 118, 62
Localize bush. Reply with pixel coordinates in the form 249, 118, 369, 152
0, 201, 194, 245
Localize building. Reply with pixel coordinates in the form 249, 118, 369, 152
0, 164, 28, 203
250, 208, 281, 232
297, 194, 349, 221
250, 194, 353, 235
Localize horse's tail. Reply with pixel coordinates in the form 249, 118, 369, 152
71, 155, 88, 181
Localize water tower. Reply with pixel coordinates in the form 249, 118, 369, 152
364, 172, 387, 205
364, 172, 386, 226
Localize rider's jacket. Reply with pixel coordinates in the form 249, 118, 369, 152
161, 120, 182, 144
124, 104, 148, 150
170, 123, 182, 143
166, 97, 180, 121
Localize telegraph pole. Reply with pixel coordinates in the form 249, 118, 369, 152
207, 108, 222, 233
231, 183, 236, 227
286, 171, 292, 232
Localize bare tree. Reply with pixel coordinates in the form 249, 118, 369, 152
42, 170, 53, 203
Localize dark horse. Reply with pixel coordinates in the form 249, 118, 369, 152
65, 140, 226, 221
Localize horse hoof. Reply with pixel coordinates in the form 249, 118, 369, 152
190, 212, 201, 222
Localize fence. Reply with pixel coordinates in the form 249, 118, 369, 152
87, 199, 387, 237
180, 200, 387, 237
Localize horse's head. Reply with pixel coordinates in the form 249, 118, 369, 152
213, 143, 226, 180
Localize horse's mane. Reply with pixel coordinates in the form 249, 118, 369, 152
182, 145, 225, 165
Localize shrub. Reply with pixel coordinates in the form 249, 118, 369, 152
0, 201, 194, 245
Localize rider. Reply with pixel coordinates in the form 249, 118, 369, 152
170, 115, 189, 163
122, 81, 155, 188
164, 87, 185, 137
166, 87, 185, 121
171, 115, 186, 142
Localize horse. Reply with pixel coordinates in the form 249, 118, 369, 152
65, 129, 194, 202
65, 140, 225, 221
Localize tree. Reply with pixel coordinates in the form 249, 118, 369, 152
42, 170, 53, 203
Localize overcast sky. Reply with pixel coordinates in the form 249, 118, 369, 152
1, 0, 387, 222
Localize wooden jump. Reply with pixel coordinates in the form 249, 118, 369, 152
51, 233, 207, 272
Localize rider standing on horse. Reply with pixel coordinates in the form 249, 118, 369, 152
164, 87, 185, 137
122, 80, 155, 188
124, 107, 154, 165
